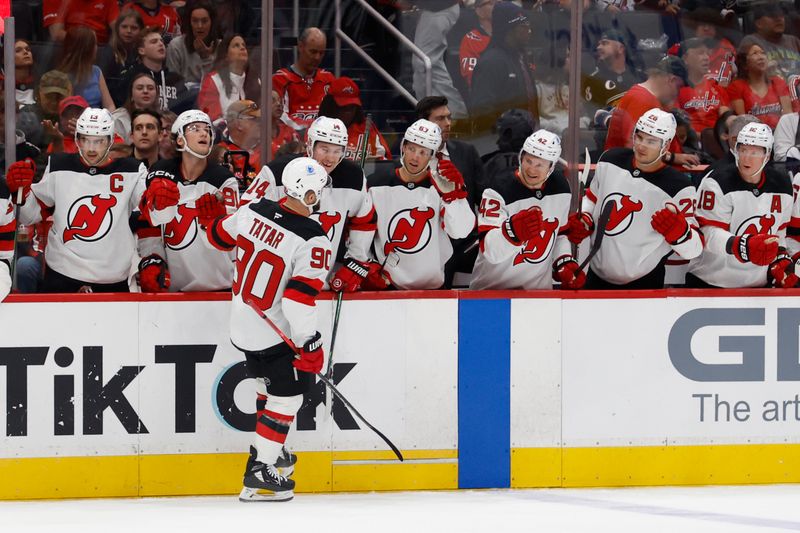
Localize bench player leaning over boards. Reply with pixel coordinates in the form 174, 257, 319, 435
688, 122, 797, 288
577, 108, 703, 289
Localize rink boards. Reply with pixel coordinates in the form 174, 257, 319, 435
2, 289, 800, 499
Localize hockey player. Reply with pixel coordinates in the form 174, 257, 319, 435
579, 108, 703, 289
365, 119, 476, 290
471, 129, 587, 290
0, 180, 13, 301
688, 123, 796, 288
139, 109, 239, 292
240, 116, 376, 292
206, 157, 333, 502
5, 108, 149, 292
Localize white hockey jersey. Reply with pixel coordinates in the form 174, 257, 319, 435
582, 148, 702, 286
208, 198, 333, 351
17, 154, 147, 284
0, 181, 13, 264
141, 158, 239, 291
240, 154, 376, 284
367, 165, 476, 290
689, 164, 793, 288
471, 169, 572, 290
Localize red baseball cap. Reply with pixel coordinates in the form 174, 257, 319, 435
329, 77, 362, 107
59, 95, 89, 115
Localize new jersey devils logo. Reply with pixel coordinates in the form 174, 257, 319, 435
513, 218, 559, 265
384, 207, 435, 255
310, 211, 342, 241
63, 195, 117, 243
603, 193, 644, 236
736, 214, 775, 236
164, 204, 198, 250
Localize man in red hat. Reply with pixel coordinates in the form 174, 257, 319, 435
46, 95, 89, 154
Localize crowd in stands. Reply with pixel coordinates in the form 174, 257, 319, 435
3, 0, 800, 299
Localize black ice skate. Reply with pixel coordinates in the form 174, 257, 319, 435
239, 460, 295, 502
244, 445, 297, 478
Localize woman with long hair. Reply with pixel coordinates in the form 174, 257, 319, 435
107, 9, 145, 106
166, 0, 221, 85
14, 39, 35, 106
727, 43, 791, 130
197, 34, 259, 122
112, 72, 160, 143
57, 26, 116, 110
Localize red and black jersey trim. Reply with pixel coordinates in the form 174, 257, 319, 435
48, 152, 142, 175
256, 411, 293, 443
249, 199, 327, 241
284, 276, 323, 305
349, 206, 377, 231
208, 216, 236, 250
707, 164, 793, 196
696, 216, 730, 230
0, 219, 14, 252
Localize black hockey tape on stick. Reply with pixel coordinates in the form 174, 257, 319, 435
244, 299, 404, 462
578, 200, 614, 272
11, 188, 22, 290
358, 114, 373, 169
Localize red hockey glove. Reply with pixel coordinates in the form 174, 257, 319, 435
138, 254, 170, 292
564, 211, 593, 245
330, 258, 369, 292
502, 206, 542, 244
5, 159, 35, 200
651, 204, 690, 245
146, 178, 180, 211
769, 249, 799, 288
292, 331, 324, 374
361, 260, 393, 291
431, 159, 468, 203
195, 192, 226, 225
553, 254, 586, 289
726, 233, 779, 266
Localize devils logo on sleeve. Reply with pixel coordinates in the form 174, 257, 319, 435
384, 207, 435, 255
311, 211, 342, 241
603, 193, 644, 236
737, 214, 776, 236
63, 195, 118, 242
164, 204, 198, 250
513, 218, 559, 265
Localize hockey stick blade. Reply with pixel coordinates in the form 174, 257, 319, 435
579, 200, 614, 272
244, 299, 404, 462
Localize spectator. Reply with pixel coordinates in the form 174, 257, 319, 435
272, 27, 335, 129
471, 2, 538, 130
709, 113, 759, 170
42, 0, 119, 44
774, 111, 800, 161
131, 109, 162, 167
19, 70, 73, 150
56, 26, 116, 110
197, 34, 259, 123
727, 42, 791, 130
107, 9, 145, 107
582, 30, 642, 120
166, 1, 221, 85
536, 47, 571, 134
482, 108, 536, 187
740, 5, 800, 84
121, 0, 181, 41
112, 72, 160, 143
14, 40, 35, 106
676, 38, 730, 136
318, 77, 392, 162
127, 27, 189, 112
158, 110, 178, 160
604, 55, 700, 168
410, 1, 468, 118
46, 95, 89, 154
459, 0, 496, 89
218, 99, 262, 175
269, 90, 300, 159
683, 7, 736, 87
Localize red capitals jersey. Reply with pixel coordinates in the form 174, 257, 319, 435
605, 85, 682, 155
726, 77, 789, 130
690, 164, 793, 287
272, 67, 336, 128
141, 158, 239, 291
18, 154, 147, 284
471, 170, 572, 290
345, 121, 393, 162
0, 182, 13, 263
240, 155, 376, 287
367, 165, 476, 290
679, 78, 730, 133
709, 39, 736, 87
122, 2, 181, 40
208, 198, 332, 351
582, 148, 702, 285
459, 28, 491, 87
42, 0, 119, 44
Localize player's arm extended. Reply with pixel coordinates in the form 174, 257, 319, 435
693, 178, 734, 256
441, 194, 476, 240
667, 186, 703, 260
206, 208, 241, 251
477, 189, 519, 264
283, 235, 332, 347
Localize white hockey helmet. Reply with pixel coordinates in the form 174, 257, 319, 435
282, 157, 331, 210
75, 108, 115, 165
633, 108, 676, 158
520, 129, 562, 178
402, 119, 442, 153
734, 122, 773, 178
172, 109, 215, 159
306, 116, 348, 169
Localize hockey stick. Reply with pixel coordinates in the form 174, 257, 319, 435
579, 200, 614, 272
245, 299, 404, 462
10, 189, 23, 290
570, 148, 592, 258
